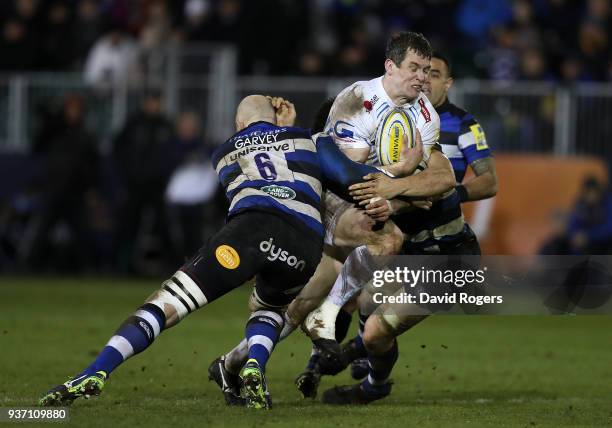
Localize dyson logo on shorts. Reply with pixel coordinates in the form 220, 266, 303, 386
259, 238, 305, 271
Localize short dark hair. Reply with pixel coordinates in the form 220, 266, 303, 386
432, 51, 452, 77
312, 97, 336, 133
385, 31, 432, 66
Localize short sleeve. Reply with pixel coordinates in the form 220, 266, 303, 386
417, 102, 441, 161
327, 85, 373, 150
458, 114, 492, 164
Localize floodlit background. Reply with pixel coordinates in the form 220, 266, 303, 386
1, 2, 612, 426
0, 0, 610, 271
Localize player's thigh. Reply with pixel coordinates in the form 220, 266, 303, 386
332, 206, 376, 248
180, 212, 268, 303
254, 220, 323, 309
334, 209, 404, 256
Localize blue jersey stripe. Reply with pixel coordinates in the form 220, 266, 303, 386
376, 104, 390, 119
230, 195, 324, 236
285, 149, 319, 165
462, 144, 492, 164
226, 179, 321, 207
439, 114, 462, 133
218, 163, 242, 187
450, 158, 467, 182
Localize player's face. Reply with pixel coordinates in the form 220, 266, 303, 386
423, 57, 453, 107
390, 50, 431, 101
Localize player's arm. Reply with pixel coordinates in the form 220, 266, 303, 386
455, 116, 498, 201
316, 134, 382, 196
457, 157, 498, 201
341, 147, 370, 163
348, 148, 455, 201
316, 135, 393, 221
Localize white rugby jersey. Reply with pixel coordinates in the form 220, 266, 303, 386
326, 76, 441, 168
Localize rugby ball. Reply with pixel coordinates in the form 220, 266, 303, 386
375, 108, 417, 166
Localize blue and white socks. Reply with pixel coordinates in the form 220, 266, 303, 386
245, 310, 284, 371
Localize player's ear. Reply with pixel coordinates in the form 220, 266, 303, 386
235, 119, 244, 131
384, 58, 396, 75
445, 76, 454, 91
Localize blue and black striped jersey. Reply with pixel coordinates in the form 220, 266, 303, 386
437, 100, 492, 183
212, 121, 376, 238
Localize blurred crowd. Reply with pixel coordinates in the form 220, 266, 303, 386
541, 176, 612, 255
0, 0, 611, 81
1, 0, 611, 274
0, 91, 226, 275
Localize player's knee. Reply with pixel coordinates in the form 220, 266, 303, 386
333, 210, 375, 247
362, 316, 394, 354
246, 310, 285, 340
145, 270, 207, 329
368, 225, 404, 256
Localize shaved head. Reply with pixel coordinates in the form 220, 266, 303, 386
235, 95, 276, 131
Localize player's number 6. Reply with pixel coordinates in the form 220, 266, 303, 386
254, 153, 278, 181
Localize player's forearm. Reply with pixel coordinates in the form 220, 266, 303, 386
395, 168, 455, 197
317, 136, 379, 199
390, 198, 414, 213
460, 172, 498, 201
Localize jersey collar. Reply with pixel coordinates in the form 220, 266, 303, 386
435, 98, 451, 113
376, 75, 421, 108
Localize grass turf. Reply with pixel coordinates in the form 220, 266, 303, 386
1, 277, 611, 427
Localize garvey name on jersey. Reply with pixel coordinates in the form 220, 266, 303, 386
212, 122, 324, 237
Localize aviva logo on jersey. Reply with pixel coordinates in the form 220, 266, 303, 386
261, 185, 296, 200
470, 124, 488, 150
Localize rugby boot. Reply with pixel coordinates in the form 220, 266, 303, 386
322, 380, 392, 405
239, 359, 271, 409
294, 365, 321, 399
39, 370, 107, 406
208, 356, 245, 406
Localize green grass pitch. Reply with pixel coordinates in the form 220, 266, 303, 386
1, 277, 611, 427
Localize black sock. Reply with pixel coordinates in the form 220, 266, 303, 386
364, 340, 398, 387
335, 309, 352, 343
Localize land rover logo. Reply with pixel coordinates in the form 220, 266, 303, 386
261, 185, 296, 200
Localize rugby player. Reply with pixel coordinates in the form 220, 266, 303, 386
38, 95, 391, 410
211, 31, 456, 401
316, 53, 498, 405
426, 52, 498, 201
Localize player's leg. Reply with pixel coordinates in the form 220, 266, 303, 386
344, 306, 370, 379
39, 214, 262, 406
322, 296, 429, 405
220, 251, 342, 378
303, 215, 404, 342
293, 199, 401, 396
238, 308, 285, 409
220, 193, 354, 378
238, 227, 323, 409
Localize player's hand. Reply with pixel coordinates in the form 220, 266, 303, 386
268, 96, 296, 126
363, 197, 392, 222
409, 198, 432, 210
349, 172, 402, 201
389, 129, 424, 177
